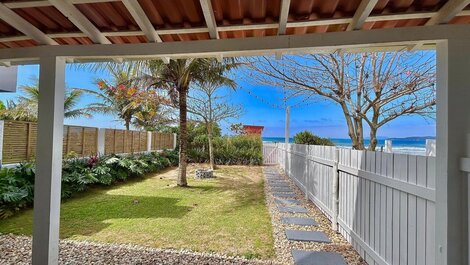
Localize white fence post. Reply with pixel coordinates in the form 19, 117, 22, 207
332, 148, 339, 231
147, 132, 152, 152
0, 120, 4, 167
426, 139, 436, 156
173, 133, 177, 149
97, 128, 105, 155
384, 140, 393, 153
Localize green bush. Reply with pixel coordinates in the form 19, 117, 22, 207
0, 150, 178, 219
188, 135, 263, 165
293, 130, 335, 146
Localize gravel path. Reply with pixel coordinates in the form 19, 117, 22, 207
0, 234, 276, 265
263, 166, 366, 265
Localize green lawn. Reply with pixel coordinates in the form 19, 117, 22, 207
0, 165, 274, 259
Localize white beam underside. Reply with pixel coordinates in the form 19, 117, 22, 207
278, 0, 291, 35
122, 0, 162, 43
1, 10, 469, 44
199, 0, 218, 39
426, 0, 470, 25
0, 3, 57, 45
48, 0, 111, 45
1, 24, 469, 64
347, 0, 379, 31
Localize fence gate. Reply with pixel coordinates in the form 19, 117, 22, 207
262, 143, 279, 165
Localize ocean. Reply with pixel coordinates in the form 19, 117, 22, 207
262, 137, 433, 156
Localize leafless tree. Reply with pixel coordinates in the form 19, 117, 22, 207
244, 51, 436, 150
189, 81, 242, 169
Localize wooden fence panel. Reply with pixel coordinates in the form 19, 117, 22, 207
270, 142, 436, 265
2, 121, 174, 163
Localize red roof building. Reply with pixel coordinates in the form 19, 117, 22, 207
243, 125, 264, 135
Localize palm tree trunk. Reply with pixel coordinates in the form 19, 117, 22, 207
125, 120, 130, 130
178, 86, 188, 187
207, 122, 215, 170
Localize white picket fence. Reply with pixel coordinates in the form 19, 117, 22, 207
263, 143, 436, 265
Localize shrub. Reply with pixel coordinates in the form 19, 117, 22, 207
293, 130, 335, 146
188, 135, 263, 165
0, 150, 178, 219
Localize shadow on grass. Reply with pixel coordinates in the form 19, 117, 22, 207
59, 194, 191, 238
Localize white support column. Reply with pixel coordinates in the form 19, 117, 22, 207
0, 120, 4, 167
331, 148, 339, 231
97, 128, 105, 155
173, 133, 177, 149
147, 132, 152, 152
426, 139, 436, 156
32, 56, 65, 265
384, 140, 392, 153
285, 106, 290, 173
435, 38, 470, 265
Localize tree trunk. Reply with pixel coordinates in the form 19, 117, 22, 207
125, 119, 130, 130
207, 122, 215, 170
368, 127, 378, 151
354, 118, 365, 150
177, 86, 188, 187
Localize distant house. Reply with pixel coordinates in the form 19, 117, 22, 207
243, 125, 264, 135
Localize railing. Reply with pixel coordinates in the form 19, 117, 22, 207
263, 142, 436, 265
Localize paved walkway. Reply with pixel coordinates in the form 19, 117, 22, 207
264, 167, 365, 265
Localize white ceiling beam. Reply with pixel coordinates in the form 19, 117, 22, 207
278, 0, 291, 35
122, 0, 162, 43
0, 61, 11, 67
426, 0, 470, 25
0, 3, 58, 45
1, 24, 469, 62
347, 0, 379, 31
48, 0, 111, 45
4, 0, 121, 9
199, 0, 218, 39
2, 10, 470, 45
162, 57, 170, 64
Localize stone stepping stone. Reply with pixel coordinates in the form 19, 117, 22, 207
286, 230, 331, 243
281, 217, 318, 226
271, 187, 293, 192
268, 183, 290, 187
275, 198, 301, 205
266, 176, 284, 180
292, 250, 346, 265
278, 206, 308, 213
267, 179, 288, 183
273, 192, 296, 198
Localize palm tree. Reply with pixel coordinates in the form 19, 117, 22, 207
139, 59, 235, 186
8, 80, 91, 120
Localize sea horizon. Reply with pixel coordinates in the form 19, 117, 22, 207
262, 136, 435, 155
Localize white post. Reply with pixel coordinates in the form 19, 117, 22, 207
332, 148, 339, 231
285, 106, 290, 173
147, 132, 152, 152
0, 120, 4, 167
435, 38, 470, 265
32, 56, 65, 265
173, 133, 177, 149
384, 140, 392, 153
97, 128, 105, 155
426, 139, 436, 156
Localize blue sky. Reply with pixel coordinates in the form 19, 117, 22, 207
0, 63, 436, 139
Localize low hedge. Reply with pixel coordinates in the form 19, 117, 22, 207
0, 150, 178, 219
188, 135, 263, 165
